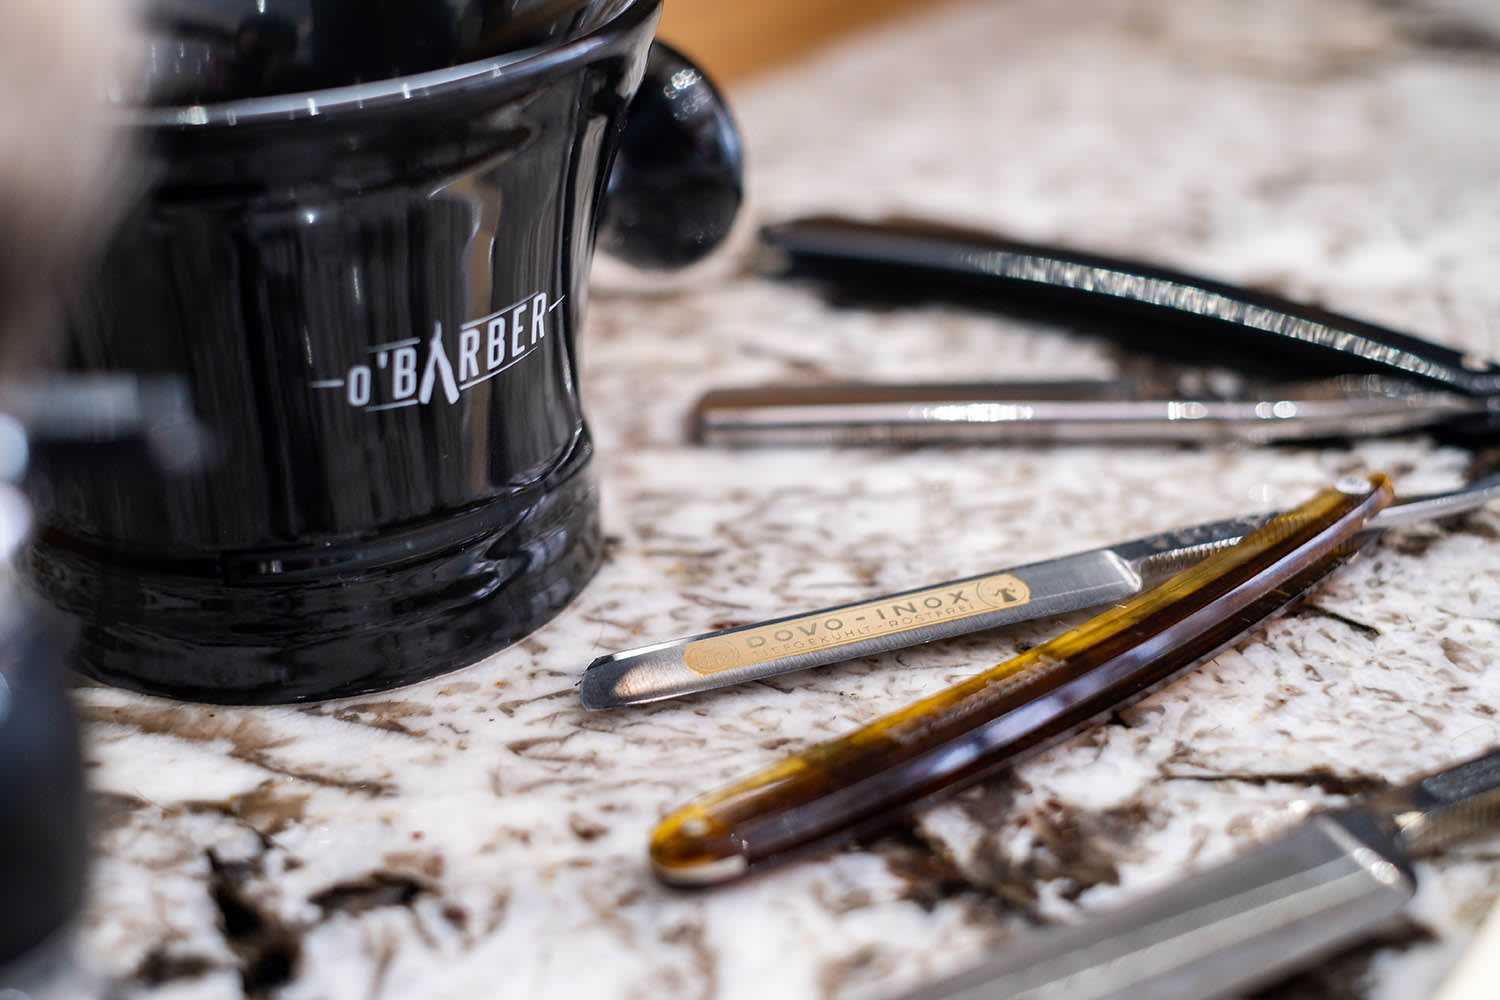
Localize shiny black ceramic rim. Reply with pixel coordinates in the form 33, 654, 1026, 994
134, 0, 656, 128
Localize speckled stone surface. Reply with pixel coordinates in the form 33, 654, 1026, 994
69, 1, 1500, 997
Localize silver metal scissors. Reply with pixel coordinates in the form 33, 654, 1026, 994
580, 471, 1500, 710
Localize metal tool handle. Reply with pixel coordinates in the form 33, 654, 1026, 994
896, 815, 1415, 1000
581, 473, 1500, 710
580, 549, 1146, 709
759, 216, 1500, 406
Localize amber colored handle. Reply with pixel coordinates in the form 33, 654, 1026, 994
650, 476, 1394, 887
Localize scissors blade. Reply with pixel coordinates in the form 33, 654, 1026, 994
579, 473, 1500, 710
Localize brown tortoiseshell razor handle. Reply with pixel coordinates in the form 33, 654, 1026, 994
650, 475, 1393, 887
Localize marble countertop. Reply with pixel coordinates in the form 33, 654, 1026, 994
75, 1, 1500, 997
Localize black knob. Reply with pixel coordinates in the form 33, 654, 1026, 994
598, 42, 745, 270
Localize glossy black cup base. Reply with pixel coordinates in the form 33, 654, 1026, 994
22, 446, 601, 705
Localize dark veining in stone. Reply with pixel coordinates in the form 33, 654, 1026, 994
310, 872, 432, 918
82, 703, 397, 796
811, 881, 875, 917
660, 921, 720, 1000
1462, 447, 1500, 487
1162, 767, 1389, 798
368, 938, 399, 1000
1393, 16, 1500, 58
1387, 531, 1446, 559
441, 904, 470, 932
507, 734, 572, 756
1441, 510, 1500, 542
869, 825, 1017, 916
91, 790, 154, 831
864, 776, 1157, 925
569, 813, 610, 841
325, 709, 426, 739
200, 781, 311, 840
642, 548, 730, 562
1285, 603, 1382, 639
817, 944, 888, 1000
131, 948, 221, 987
382, 851, 447, 880
208, 851, 302, 997
128, 851, 441, 997
734, 340, 847, 380
1435, 634, 1488, 683
494, 688, 575, 717
1000, 798, 1152, 904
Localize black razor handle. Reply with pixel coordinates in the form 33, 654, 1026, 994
759, 216, 1500, 430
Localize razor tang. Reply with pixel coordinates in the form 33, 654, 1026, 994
579, 516, 1263, 711
580, 474, 1500, 711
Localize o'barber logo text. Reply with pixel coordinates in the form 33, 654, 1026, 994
682, 572, 1033, 676
310, 291, 563, 411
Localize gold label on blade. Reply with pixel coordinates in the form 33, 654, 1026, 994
682, 573, 1033, 676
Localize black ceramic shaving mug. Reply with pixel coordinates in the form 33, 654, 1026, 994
22, 0, 742, 703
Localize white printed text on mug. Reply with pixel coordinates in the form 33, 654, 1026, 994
309, 291, 563, 411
